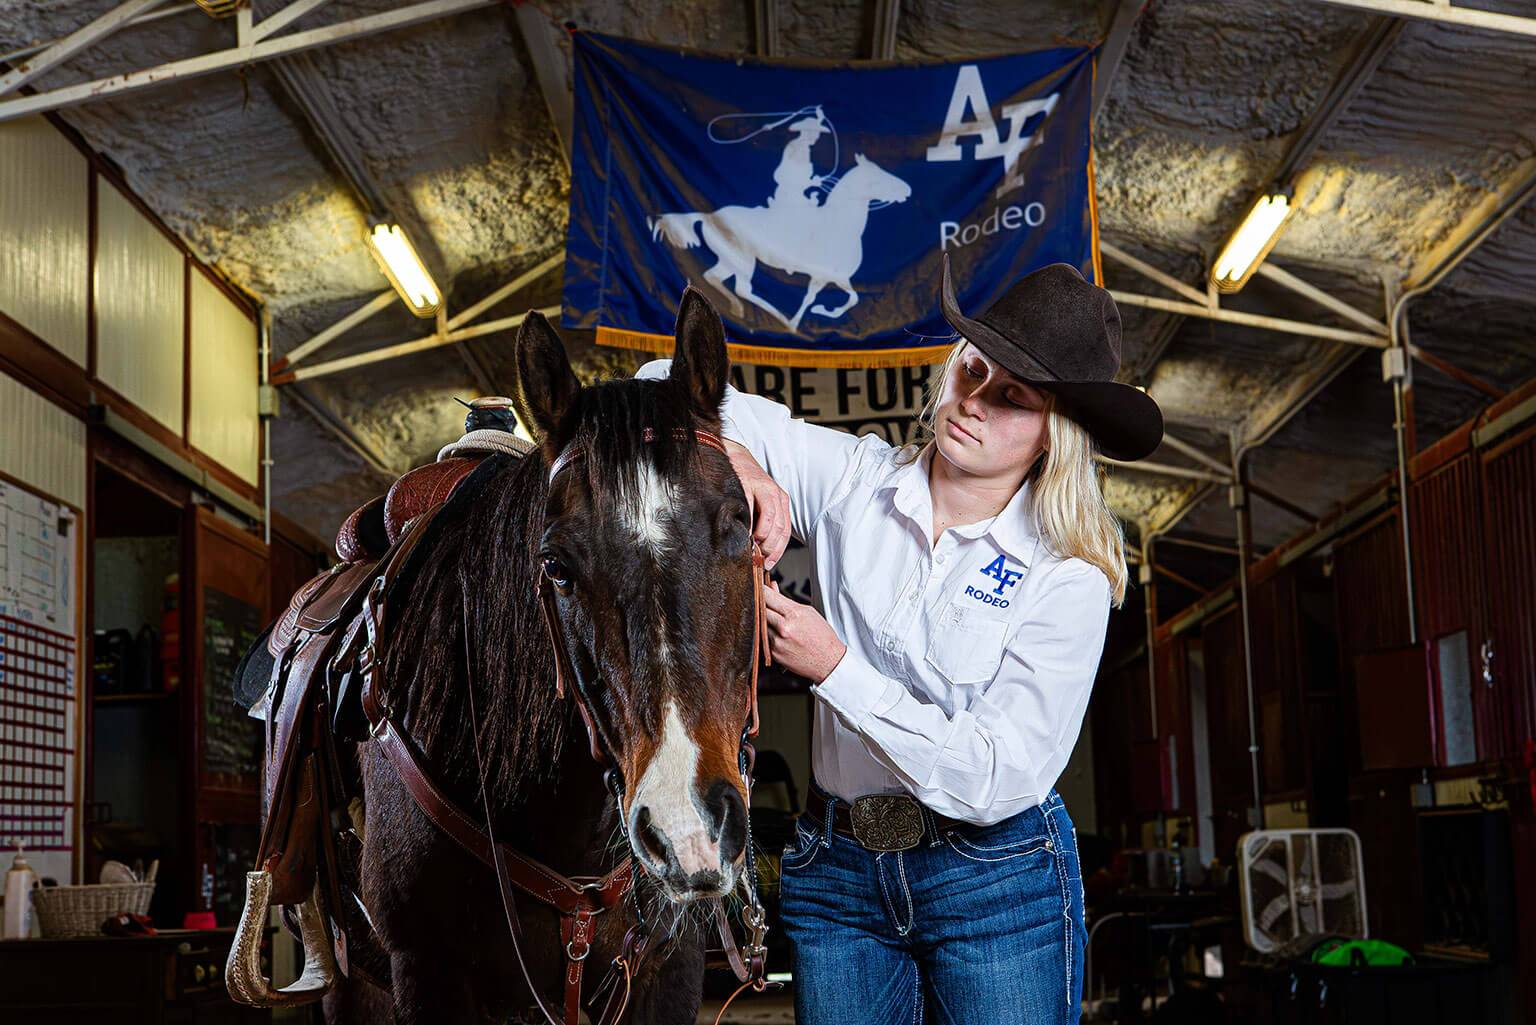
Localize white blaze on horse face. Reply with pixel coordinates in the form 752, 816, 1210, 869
619, 462, 678, 556
630, 701, 717, 877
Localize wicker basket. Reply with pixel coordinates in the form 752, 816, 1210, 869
32, 881, 155, 939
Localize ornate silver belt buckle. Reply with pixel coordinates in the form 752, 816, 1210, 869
849, 794, 924, 852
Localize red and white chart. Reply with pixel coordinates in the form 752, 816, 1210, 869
0, 480, 78, 881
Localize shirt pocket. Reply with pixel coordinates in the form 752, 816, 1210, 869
923, 604, 1010, 687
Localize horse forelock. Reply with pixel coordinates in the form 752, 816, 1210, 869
387, 375, 743, 827
555, 378, 749, 746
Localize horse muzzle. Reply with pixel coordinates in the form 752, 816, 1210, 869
628, 777, 747, 901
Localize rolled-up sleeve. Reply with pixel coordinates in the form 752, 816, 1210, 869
813, 560, 1112, 823
635, 358, 879, 540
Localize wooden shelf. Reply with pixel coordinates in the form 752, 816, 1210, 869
94, 692, 174, 704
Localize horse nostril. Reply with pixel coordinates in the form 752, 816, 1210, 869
705, 780, 748, 863
633, 805, 670, 867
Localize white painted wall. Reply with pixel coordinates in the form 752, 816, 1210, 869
0, 117, 89, 366
188, 272, 259, 485
0, 372, 86, 513
96, 184, 185, 434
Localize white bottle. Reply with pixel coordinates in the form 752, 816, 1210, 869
4, 844, 38, 939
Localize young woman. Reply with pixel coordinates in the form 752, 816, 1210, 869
637, 255, 1162, 1025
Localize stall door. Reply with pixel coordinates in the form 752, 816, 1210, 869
1480, 425, 1536, 761
186, 506, 268, 923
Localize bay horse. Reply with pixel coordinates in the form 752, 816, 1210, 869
302, 290, 766, 1024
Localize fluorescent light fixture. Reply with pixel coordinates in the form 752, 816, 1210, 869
1210, 189, 1293, 293
367, 222, 441, 318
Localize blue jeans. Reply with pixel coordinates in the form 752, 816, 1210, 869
779, 789, 1085, 1025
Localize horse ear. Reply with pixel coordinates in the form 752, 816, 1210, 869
670, 287, 728, 427
515, 310, 581, 452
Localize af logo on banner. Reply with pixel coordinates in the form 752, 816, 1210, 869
564, 33, 1097, 368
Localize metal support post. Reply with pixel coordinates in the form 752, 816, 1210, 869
1229, 461, 1264, 829
1141, 540, 1158, 741
259, 308, 275, 544
1384, 278, 1418, 643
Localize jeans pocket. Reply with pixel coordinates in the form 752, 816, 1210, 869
1053, 807, 1082, 881
779, 818, 822, 871
944, 831, 1053, 864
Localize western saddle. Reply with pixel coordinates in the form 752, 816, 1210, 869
226, 402, 533, 1007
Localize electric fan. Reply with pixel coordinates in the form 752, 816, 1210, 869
1237, 828, 1368, 953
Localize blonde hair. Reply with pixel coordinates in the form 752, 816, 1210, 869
897, 342, 1129, 606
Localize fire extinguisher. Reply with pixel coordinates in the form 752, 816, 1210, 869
1524, 738, 1535, 811
161, 572, 180, 691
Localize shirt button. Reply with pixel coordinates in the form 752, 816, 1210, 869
908, 591, 919, 601
936, 554, 947, 564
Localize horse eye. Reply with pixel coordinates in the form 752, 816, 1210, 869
717, 503, 752, 543
541, 556, 572, 591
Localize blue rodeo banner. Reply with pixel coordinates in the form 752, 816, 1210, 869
564, 32, 1098, 368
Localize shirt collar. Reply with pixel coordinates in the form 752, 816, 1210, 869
885, 445, 1040, 566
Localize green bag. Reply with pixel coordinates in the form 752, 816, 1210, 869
1310, 938, 1416, 967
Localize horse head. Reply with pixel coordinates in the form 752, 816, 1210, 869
515, 291, 758, 903
837, 153, 912, 207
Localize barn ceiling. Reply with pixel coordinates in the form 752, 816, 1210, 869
2, 0, 1533, 588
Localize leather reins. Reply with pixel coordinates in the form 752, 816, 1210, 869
353, 426, 773, 1025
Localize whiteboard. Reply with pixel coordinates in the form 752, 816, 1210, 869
0, 478, 80, 886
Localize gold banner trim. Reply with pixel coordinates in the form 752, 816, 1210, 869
595, 326, 953, 370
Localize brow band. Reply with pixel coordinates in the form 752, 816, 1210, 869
547, 427, 727, 483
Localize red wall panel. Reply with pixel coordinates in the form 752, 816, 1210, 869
1331, 512, 1412, 775
1333, 511, 1412, 660
1201, 608, 1251, 807
1411, 455, 1492, 757
1480, 425, 1536, 758
1412, 455, 1482, 639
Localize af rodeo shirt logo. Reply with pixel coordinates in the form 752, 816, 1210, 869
966, 555, 1023, 608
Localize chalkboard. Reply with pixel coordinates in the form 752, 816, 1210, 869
202, 586, 263, 780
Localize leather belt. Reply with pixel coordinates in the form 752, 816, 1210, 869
803, 782, 963, 852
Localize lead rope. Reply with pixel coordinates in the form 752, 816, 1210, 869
713, 550, 775, 1025
461, 595, 569, 1025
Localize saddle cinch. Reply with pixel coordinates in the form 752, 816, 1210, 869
226, 422, 529, 1006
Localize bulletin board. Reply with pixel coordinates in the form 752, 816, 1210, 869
0, 479, 82, 884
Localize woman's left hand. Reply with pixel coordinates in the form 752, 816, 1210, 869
763, 581, 847, 684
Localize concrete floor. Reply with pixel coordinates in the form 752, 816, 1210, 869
697, 990, 796, 1024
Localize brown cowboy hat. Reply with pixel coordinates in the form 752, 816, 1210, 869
939, 253, 1163, 462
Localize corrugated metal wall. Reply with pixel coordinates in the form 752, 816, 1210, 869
1332, 512, 1411, 660
1249, 571, 1307, 796
0, 371, 86, 510
96, 184, 185, 433
1411, 455, 1491, 755
1481, 427, 1536, 760
0, 117, 89, 365
188, 272, 259, 485
1413, 455, 1482, 640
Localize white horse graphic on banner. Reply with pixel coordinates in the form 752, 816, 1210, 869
650, 153, 912, 333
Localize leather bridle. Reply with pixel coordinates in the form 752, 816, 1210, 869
540, 426, 769, 762
355, 426, 773, 1025
537, 426, 774, 1011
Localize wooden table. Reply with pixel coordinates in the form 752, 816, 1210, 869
0, 927, 271, 1024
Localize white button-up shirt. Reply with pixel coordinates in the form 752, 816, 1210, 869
637, 361, 1112, 825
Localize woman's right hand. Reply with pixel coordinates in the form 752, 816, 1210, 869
723, 439, 791, 568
